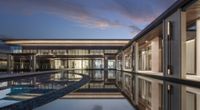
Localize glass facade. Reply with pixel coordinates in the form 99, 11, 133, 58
0, 60, 7, 72
136, 25, 163, 73
138, 78, 152, 107
116, 53, 122, 70
124, 47, 132, 70
11, 46, 22, 53
139, 45, 152, 71
108, 60, 115, 69
21, 49, 119, 56
185, 3, 198, 75
93, 59, 103, 69
183, 1, 200, 81
9, 48, 119, 71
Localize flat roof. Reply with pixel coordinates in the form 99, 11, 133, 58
3, 39, 130, 47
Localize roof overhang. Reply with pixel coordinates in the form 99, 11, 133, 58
3, 39, 129, 47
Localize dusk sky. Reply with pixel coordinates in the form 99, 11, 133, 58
0, 0, 176, 39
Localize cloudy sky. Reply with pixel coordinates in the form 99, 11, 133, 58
0, 0, 176, 39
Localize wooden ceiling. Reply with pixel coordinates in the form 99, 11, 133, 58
186, 0, 200, 25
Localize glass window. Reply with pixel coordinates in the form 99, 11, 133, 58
186, 25, 196, 75
124, 47, 132, 69
116, 54, 122, 70
184, 0, 200, 77
139, 45, 152, 71
125, 55, 131, 69
104, 49, 118, 54
108, 60, 115, 69
93, 59, 103, 69
186, 92, 196, 110
82, 60, 89, 69
11, 46, 22, 53
138, 79, 152, 106
74, 60, 82, 69
124, 74, 132, 93
90, 50, 103, 55
68, 50, 88, 55
108, 70, 115, 79
94, 70, 103, 80
0, 60, 7, 71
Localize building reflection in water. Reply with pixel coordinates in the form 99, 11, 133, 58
116, 71, 200, 110
0, 70, 199, 110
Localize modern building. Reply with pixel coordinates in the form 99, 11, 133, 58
115, 0, 200, 110
0, 40, 10, 72
2, 39, 129, 72
0, 0, 200, 110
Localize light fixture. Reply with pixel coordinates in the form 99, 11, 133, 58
167, 21, 172, 37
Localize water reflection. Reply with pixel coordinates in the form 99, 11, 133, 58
92, 105, 103, 110
0, 71, 83, 108
35, 99, 135, 110
1, 70, 199, 110
116, 71, 200, 110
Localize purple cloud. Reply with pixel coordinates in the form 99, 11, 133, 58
107, 0, 176, 24
0, 0, 122, 29
0, 0, 176, 36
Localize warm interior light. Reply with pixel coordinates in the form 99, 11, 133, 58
167, 21, 171, 36
4, 40, 129, 46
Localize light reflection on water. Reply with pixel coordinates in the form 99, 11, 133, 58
0, 88, 19, 107
34, 99, 135, 110
1, 70, 199, 110
0, 71, 83, 108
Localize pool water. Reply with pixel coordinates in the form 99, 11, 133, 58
35, 99, 135, 110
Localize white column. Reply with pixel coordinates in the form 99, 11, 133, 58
32, 55, 36, 71
122, 52, 125, 71
196, 19, 200, 76
135, 43, 139, 72
151, 82, 159, 110
197, 95, 200, 110
135, 76, 139, 105
7, 55, 13, 72
151, 37, 160, 72
181, 11, 186, 79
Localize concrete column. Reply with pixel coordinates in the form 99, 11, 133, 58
197, 95, 200, 110
135, 43, 139, 72
30, 55, 36, 71
104, 56, 108, 70
163, 9, 182, 78
32, 55, 36, 71
151, 82, 160, 110
181, 11, 186, 79
196, 19, 200, 76
164, 81, 181, 110
132, 44, 136, 71
135, 76, 139, 105
151, 37, 160, 72
7, 55, 13, 72
122, 52, 125, 71
104, 57, 108, 82
181, 86, 187, 110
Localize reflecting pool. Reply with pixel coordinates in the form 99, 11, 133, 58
35, 99, 135, 110
0, 70, 199, 110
